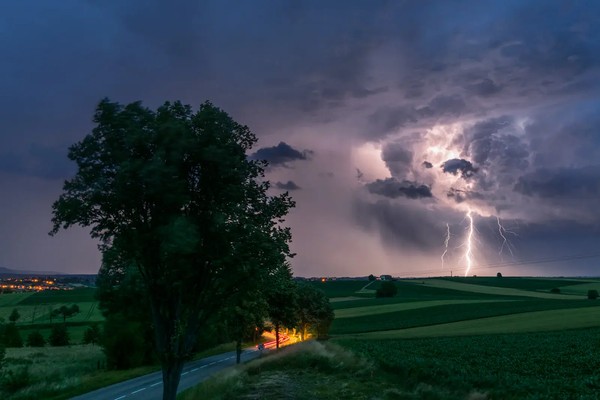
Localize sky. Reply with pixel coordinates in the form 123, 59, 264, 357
1, 0, 600, 277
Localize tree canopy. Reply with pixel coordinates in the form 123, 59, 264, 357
51, 99, 294, 400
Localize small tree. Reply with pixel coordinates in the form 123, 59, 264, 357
55, 304, 80, 323
26, 331, 46, 347
83, 324, 101, 345
9, 309, 20, 324
3, 323, 23, 347
496, 272, 503, 278
587, 290, 599, 300
49, 324, 70, 346
376, 281, 398, 298
368, 274, 376, 281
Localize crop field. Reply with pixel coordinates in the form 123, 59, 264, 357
0, 288, 102, 346
192, 276, 600, 399
304, 280, 372, 298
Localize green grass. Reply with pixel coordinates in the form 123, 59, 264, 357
336, 328, 600, 399
17, 288, 97, 305
557, 281, 600, 295
334, 299, 515, 319
439, 276, 592, 291
0, 293, 35, 307
304, 280, 370, 298
354, 306, 600, 339
331, 299, 599, 335
421, 279, 583, 299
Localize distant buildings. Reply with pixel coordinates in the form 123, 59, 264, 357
0, 277, 72, 292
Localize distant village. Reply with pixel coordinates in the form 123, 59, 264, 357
0, 275, 96, 293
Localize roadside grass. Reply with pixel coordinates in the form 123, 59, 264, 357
331, 298, 600, 335
178, 340, 398, 400
0, 345, 160, 400
354, 306, 600, 339
336, 328, 600, 400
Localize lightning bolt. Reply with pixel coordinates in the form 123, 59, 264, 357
496, 216, 518, 260
441, 223, 450, 270
464, 208, 475, 277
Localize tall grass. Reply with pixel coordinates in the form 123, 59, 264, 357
1, 345, 156, 400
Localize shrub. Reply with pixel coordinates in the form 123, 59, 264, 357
368, 274, 376, 281
49, 324, 70, 346
496, 272, 502, 278
2, 323, 23, 348
83, 324, 101, 345
0, 367, 31, 393
550, 288, 561, 294
587, 290, 599, 300
102, 315, 150, 369
26, 331, 46, 347
376, 281, 398, 298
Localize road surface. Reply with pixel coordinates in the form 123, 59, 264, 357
70, 348, 261, 400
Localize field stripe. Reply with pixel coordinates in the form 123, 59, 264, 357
353, 306, 600, 339
334, 299, 516, 319
421, 279, 584, 299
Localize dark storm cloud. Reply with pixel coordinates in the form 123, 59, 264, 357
249, 142, 312, 167
1, 0, 600, 275
366, 178, 432, 199
366, 95, 467, 139
275, 181, 301, 191
441, 159, 477, 179
422, 161, 433, 169
514, 166, 600, 199
446, 188, 485, 204
381, 142, 413, 177
354, 198, 450, 251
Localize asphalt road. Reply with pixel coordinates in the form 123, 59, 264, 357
70, 348, 261, 400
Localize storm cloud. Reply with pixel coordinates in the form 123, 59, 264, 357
1, 1, 600, 276
366, 178, 432, 200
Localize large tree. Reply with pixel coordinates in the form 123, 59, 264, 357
51, 99, 294, 400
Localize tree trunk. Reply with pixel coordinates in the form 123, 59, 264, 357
236, 339, 242, 364
161, 359, 184, 400
275, 322, 280, 350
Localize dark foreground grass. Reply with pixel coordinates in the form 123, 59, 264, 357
331, 299, 599, 334
336, 327, 600, 400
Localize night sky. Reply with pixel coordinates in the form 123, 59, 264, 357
2, 1, 600, 277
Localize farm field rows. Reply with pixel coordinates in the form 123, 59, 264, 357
0, 288, 101, 346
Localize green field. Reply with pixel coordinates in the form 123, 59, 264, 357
185, 276, 600, 399
0, 288, 102, 346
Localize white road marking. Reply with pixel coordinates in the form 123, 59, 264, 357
131, 388, 146, 394
182, 371, 189, 376
200, 365, 207, 368
208, 361, 217, 366
150, 382, 161, 387
114, 396, 127, 400
191, 368, 198, 372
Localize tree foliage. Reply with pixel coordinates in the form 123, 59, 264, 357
49, 324, 69, 347
26, 331, 46, 347
8, 309, 20, 324
376, 281, 398, 298
296, 284, 334, 340
50, 99, 294, 400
